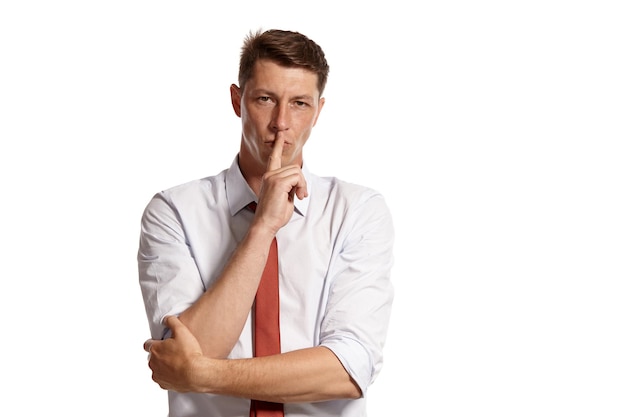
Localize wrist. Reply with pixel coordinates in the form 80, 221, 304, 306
247, 221, 278, 243
190, 356, 219, 394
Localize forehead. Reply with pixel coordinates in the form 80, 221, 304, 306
247, 59, 320, 96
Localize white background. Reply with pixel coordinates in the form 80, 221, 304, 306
1, 1, 625, 416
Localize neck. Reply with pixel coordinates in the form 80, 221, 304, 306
237, 154, 264, 196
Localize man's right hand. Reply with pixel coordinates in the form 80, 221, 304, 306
253, 137, 308, 235
144, 316, 206, 393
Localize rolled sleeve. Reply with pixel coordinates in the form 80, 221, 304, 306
319, 192, 395, 394
137, 193, 205, 339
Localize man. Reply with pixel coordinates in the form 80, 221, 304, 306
139, 29, 394, 416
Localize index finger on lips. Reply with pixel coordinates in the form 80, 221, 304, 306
267, 137, 284, 172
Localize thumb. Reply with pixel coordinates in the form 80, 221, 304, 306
163, 315, 203, 355
164, 316, 199, 347
164, 315, 184, 336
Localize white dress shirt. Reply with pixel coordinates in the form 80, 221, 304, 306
138, 156, 394, 417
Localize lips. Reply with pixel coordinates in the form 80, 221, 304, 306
264, 140, 290, 146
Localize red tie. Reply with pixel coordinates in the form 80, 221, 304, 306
248, 203, 284, 417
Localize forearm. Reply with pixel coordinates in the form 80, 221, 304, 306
190, 346, 361, 403
180, 225, 275, 358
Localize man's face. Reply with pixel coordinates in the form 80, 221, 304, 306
231, 59, 325, 175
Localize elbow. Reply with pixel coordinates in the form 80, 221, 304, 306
345, 379, 363, 400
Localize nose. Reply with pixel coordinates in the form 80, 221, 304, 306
270, 103, 290, 132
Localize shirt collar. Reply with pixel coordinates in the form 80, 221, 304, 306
226, 155, 310, 217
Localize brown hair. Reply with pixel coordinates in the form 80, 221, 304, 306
238, 29, 330, 96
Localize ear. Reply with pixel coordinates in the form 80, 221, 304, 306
230, 84, 242, 117
312, 97, 325, 126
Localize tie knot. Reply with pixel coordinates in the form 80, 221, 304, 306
247, 202, 257, 212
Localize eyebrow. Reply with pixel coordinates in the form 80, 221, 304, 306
292, 95, 315, 102
250, 89, 315, 102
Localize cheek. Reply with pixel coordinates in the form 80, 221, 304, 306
243, 108, 270, 133
297, 125, 314, 144
241, 113, 260, 138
